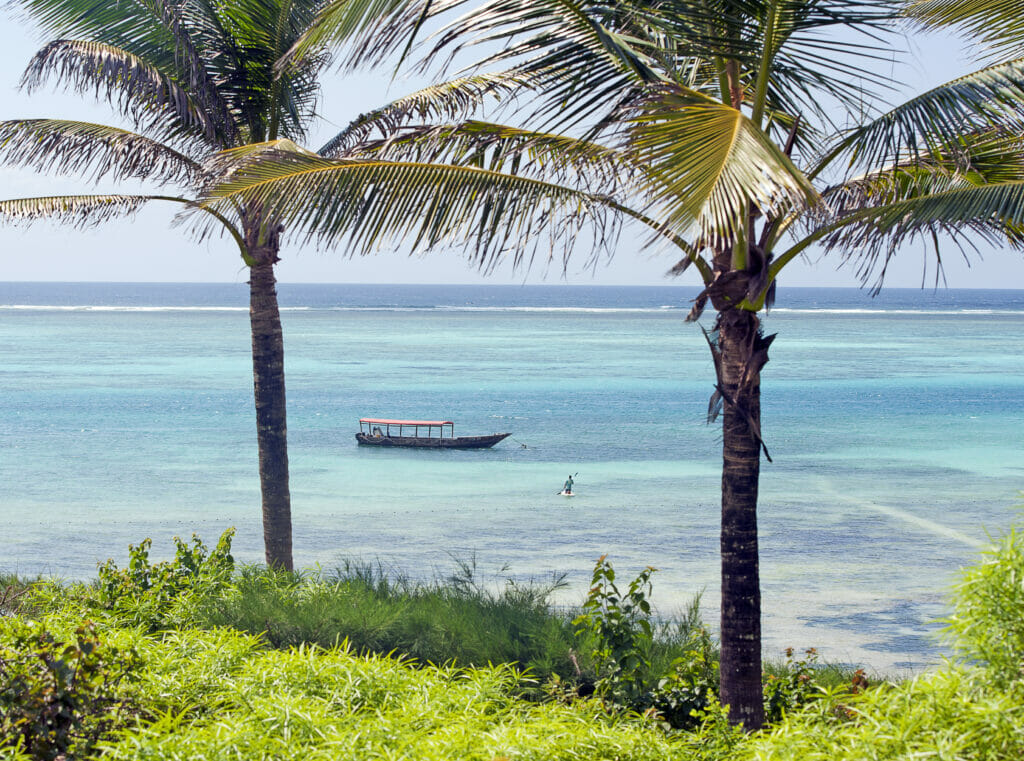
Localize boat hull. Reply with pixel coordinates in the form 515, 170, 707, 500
356, 432, 511, 449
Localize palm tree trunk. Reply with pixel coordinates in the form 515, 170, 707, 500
249, 260, 293, 571
717, 308, 765, 730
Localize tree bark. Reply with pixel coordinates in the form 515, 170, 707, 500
716, 307, 765, 730
248, 259, 293, 571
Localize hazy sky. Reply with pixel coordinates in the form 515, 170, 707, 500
2, 9, 1023, 289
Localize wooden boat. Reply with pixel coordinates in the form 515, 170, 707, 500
356, 418, 511, 449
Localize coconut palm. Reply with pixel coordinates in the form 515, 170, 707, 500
202, 0, 1024, 726
0, 0, 428, 570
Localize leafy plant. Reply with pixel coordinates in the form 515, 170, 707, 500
95, 529, 235, 629
763, 648, 826, 723
573, 556, 657, 704
643, 624, 719, 730
0, 621, 137, 759
674, 698, 748, 760
946, 525, 1024, 687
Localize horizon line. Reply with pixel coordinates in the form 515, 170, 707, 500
3, 280, 1024, 292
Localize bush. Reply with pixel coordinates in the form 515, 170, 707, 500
946, 526, 1024, 687
642, 626, 719, 729
1, 576, 35, 619
0, 621, 137, 760
747, 667, 1024, 760
572, 555, 657, 704
761, 648, 828, 723
94, 529, 235, 630
571, 557, 724, 729
95, 625, 693, 761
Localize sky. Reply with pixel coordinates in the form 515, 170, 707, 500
1, 9, 1024, 289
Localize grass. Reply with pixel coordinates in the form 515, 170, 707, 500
196, 560, 582, 682
195, 557, 743, 696
6, 521, 1024, 760
1, 620, 723, 761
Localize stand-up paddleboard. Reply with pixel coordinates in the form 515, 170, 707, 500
558, 490, 575, 497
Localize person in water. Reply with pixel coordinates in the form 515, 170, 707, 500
563, 475, 574, 494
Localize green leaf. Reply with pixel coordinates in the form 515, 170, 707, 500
819, 57, 1024, 176
819, 177, 1024, 290
201, 141, 624, 272
0, 119, 203, 185
628, 86, 818, 239
0, 193, 164, 227
907, 0, 1024, 61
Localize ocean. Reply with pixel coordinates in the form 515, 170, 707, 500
2, 282, 1023, 672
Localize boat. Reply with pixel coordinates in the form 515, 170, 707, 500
355, 418, 511, 449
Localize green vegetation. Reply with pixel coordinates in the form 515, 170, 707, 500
1, 575, 35, 618
3, 522, 1024, 759
197, 560, 579, 680
205, 0, 1024, 725
5, 0, 1024, 728
946, 528, 1024, 687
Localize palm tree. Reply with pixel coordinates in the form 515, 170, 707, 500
0, 0, 419, 570
201, 0, 1024, 727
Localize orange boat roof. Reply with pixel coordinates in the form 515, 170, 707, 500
360, 418, 453, 426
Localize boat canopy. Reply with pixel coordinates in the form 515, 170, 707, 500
360, 418, 453, 426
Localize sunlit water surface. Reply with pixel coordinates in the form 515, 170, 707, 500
2, 283, 1023, 672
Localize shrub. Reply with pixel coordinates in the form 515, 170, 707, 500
748, 667, 1024, 760
642, 625, 719, 730
0, 621, 137, 760
98, 626, 697, 761
573, 556, 656, 705
1, 576, 35, 618
95, 529, 235, 630
571, 557, 726, 730
762, 648, 827, 723
946, 526, 1024, 687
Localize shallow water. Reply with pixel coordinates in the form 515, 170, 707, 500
2, 283, 1022, 671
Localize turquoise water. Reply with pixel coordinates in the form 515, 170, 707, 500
2, 283, 1023, 671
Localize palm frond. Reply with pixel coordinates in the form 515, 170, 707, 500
819, 57, 1024, 175
434, 0, 737, 79
202, 142, 622, 271
203, 137, 319, 175
145, 0, 240, 142
757, 0, 901, 98
0, 193, 176, 228
907, 0, 1024, 60
821, 130, 1024, 212
213, 0, 332, 142
0, 119, 203, 186
13, 0, 239, 143
21, 39, 224, 147
427, 0, 672, 131
724, 0, 899, 138
319, 72, 533, 156
282, 0, 443, 73
628, 86, 818, 239
339, 121, 639, 198
821, 177, 1024, 289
